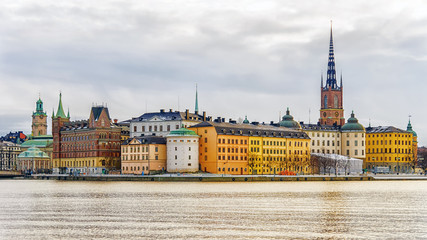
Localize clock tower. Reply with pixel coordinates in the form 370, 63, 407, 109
32, 97, 48, 136
319, 24, 345, 126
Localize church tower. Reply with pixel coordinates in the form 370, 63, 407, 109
32, 97, 48, 136
52, 93, 70, 161
319, 24, 345, 126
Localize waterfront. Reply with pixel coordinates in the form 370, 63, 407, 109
0, 180, 426, 239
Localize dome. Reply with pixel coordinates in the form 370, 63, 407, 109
18, 146, 49, 158
407, 120, 417, 137
243, 116, 249, 124
341, 111, 365, 131
167, 127, 198, 137
279, 108, 301, 129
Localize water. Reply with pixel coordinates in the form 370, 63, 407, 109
0, 180, 426, 239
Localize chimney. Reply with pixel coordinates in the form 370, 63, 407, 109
185, 109, 189, 120
114, 119, 118, 124
195, 110, 198, 115
270, 121, 274, 125
203, 111, 206, 121
169, 109, 173, 112
160, 109, 165, 113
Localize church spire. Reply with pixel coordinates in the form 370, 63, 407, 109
55, 92, 67, 119
326, 21, 338, 89
195, 83, 199, 113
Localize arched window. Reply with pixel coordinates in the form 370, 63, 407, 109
334, 95, 338, 108
324, 95, 328, 109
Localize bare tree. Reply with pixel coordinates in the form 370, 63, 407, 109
248, 151, 257, 175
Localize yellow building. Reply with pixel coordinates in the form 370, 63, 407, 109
366, 126, 414, 173
190, 121, 311, 175
121, 136, 166, 175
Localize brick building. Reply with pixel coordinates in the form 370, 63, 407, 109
52, 93, 121, 174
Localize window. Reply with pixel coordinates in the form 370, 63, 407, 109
149, 126, 152, 132
134, 126, 137, 132
160, 126, 163, 131
176, 125, 179, 130
142, 126, 145, 132
189, 155, 191, 160
346, 140, 350, 146
175, 155, 177, 160
167, 125, 170, 131
188, 163, 191, 166
154, 126, 157, 131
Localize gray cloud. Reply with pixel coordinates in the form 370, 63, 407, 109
0, 0, 426, 145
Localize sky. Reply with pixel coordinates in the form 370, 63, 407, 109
1, 0, 426, 145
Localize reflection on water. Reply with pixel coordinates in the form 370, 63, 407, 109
0, 180, 427, 239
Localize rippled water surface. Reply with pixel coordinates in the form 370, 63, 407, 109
1, 180, 427, 239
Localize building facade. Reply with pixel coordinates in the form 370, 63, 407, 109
130, 109, 207, 138
365, 126, 414, 173
0, 141, 21, 170
190, 121, 311, 175
121, 136, 166, 175
52, 94, 121, 175
17, 146, 50, 173
166, 128, 200, 173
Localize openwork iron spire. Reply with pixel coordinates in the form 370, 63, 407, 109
325, 22, 338, 89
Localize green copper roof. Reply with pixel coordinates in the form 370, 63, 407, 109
33, 97, 47, 116
243, 116, 250, 124
21, 135, 53, 148
18, 146, 49, 159
168, 127, 199, 137
341, 111, 365, 131
407, 120, 417, 137
55, 93, 67, 119
279, 107, 301, 129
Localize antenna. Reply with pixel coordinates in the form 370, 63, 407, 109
279, 111, 281, 122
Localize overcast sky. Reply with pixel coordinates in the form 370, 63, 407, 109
1, 1, 426, 145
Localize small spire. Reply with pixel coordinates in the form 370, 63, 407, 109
340, 72, 343, 88
195, 83, 199, 113
321, 72, 324, 88
52, 108, 55, 119
286, 107, 290, 115
67, 108, 70, 119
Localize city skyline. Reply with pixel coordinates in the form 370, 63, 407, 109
0, 1, 426, 145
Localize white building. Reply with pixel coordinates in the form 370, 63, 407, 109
130, 109, 207, 138
166, 128, 200, 173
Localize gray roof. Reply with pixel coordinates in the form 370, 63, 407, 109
301, 123, 340, 132
190, 122, 310, 139
131, 110, 203, 122
366, 126, 409, 134
123, 136, 166, 145
92, 106, 110, 121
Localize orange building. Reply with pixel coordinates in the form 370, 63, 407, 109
190, 121, 311, 175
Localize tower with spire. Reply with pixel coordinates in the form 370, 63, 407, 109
52, 92, 70, 162
32, 96, 48, 136
319, 23, 345, 126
